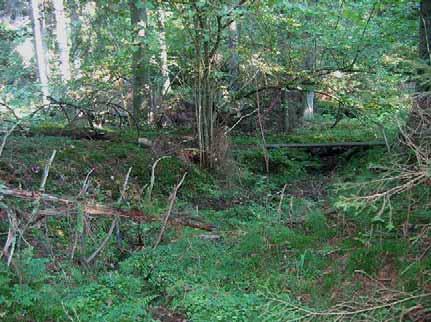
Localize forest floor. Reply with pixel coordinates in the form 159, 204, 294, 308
0, 117, 430, 321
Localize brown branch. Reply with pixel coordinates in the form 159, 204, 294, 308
0, 186, 215, 232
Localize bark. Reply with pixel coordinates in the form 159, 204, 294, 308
302, 0, 317, 121
53, 0, 71, 81
284, 91, 305, 132
228, 19, 240, 92
0, 186, 215, 232
30, 0, 49, 104
158, 8, 170, 96
419, 0, 431, 67
129, 0, 148, 124
408, 0, 431, 141
69, 1, 82, 78
303, 90, 315, 121
303, 47, 315, 121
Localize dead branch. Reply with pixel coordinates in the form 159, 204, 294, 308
148, 156, 170, 201
0, 186, 73, 204
0, 185, 215, 231
84, 217, 117, 264
84, 167, 132, 264
154, 172, 188, 248
40, 150, 57, 192
0, 122, 20, 158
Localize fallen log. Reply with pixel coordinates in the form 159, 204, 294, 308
263, 141, 386, 149
0, 187, 215, 232
234, 141, 386, 150
0, 187, 73, 204
84, 204, 215, 232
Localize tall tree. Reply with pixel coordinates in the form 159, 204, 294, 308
303, 0, 318, 121
158, 7, 170, 96
419, 0, 431, 67
408, 0, 431, 140
53, 0, 71, 81
228, 18, 240, 93
69, 0, 82, 78
129, 0, 148, 124
30, 0, 49, 104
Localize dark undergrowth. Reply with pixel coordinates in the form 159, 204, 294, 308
0, 120, 429, 321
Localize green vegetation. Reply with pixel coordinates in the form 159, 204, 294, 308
0, 0, 430, 321
0, 116, 429, 321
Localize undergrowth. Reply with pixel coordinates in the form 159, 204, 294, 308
0, 123, 429, 321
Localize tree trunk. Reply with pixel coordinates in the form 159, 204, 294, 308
228, 19, 240, 92
129, 0, 148, 125
70, 1, 82, 78
303, 45, 316, 121
158, 8, 170, 96
30, 0, 49, 104
303, 0, 317, 121
419, 0, 431, 67
53, 0, 71, 82
407, 0, 431, 142
303, 89, 315, 121
284, 91, 305, 132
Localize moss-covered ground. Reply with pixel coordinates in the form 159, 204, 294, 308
0, 118, 429, 321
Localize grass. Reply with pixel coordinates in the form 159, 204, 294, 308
0, 119, 429, 321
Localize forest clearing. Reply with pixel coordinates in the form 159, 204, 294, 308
0, 0, 430, 321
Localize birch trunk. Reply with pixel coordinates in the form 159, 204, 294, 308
158, 8, 170, 96
303, 88, 315, 121
228, 19, 240, 92
53, 0, 71, 81
30, 0, 49, 104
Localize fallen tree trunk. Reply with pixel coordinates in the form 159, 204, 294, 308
0, 186, 215, 232
84, 204, 215, 232
233, 141, 386, 150
264, 141, 386, 149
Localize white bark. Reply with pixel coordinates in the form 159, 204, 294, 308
304, 91, 314, 121
70, 3, 82, 78
228, 19, 240, 92
30, 0, 49, 104
53, 0, 71, 81
158, 8, 170, 95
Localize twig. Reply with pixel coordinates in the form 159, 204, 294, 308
2, 209, 17, 266
40, 150, 57, 192
0, 122, 19, 158
277, 184, 288, 215
147, 157, 169, 201
0, 101, 21, 122
79, 168, 94, 197
154, 172, 187, 248
224, 109, 257, 135
85, 167, 132, 264
84, 217, 117, 264
271, 293, 431, 321
118, 167, 132, 203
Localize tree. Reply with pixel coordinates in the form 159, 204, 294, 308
228, 17, 240, 93
408, 0, 431, 142
302, 0, 318, 121
173, 0, 249, 168
129, 0, 148, 124
53, 0, 71, 82
419, 0, 431, 67
30, 0, 49, 104
158, 7, 170, 96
